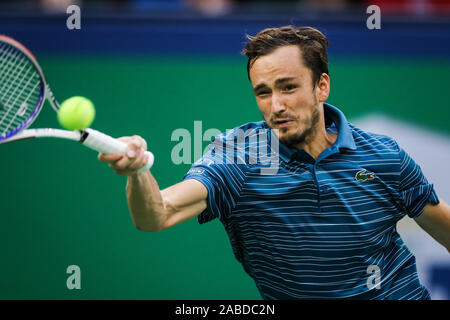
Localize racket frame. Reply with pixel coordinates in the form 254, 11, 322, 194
0, 35, 53, 143
0, 35, 154, 171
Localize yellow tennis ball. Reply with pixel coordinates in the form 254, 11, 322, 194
57, 96, 95, 130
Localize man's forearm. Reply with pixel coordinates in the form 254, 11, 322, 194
416, 200, 450, 253
126, 171, 166, 232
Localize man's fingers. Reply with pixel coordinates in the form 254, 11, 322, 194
128, 151, 149, 171
98, 135, 148, 176
109, 152, 147, 176
125, 136, 148, 160
98, 152, 123, 162
115, 147, 144, 170
126, 136, 147, 153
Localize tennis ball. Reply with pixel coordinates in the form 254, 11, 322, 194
57, 96, 95, 130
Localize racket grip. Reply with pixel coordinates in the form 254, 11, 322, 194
82, 128, 154, 172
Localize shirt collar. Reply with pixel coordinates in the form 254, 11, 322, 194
325, 103, 357, 151
272, 103, 356, 163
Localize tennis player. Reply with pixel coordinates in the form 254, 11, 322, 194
99, 26, 450, 299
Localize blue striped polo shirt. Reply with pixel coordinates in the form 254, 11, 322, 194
183, 103, 440, 300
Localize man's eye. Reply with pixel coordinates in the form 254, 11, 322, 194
283, 85, 297, 92
257, 91, 271, 97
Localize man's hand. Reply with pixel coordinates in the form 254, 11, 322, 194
97, 135, 150, 176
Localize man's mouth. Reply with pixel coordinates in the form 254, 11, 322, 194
274, 119, 295, 128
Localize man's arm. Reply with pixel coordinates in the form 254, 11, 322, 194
127, 173, 207, 232
414, 200, 450, 253
99, 135, 207, 232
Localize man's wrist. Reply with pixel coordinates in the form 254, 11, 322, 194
128, 170, 148, 181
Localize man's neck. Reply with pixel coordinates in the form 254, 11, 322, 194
294, 112, 338, 161
302, 131, 338, 160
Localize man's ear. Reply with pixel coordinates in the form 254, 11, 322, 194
316, 73, 330, 103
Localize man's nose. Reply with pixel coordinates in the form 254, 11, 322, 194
271, 93, 286, 113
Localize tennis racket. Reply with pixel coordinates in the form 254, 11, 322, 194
0, 35, 154, 172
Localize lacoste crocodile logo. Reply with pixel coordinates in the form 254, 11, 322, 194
355, 169, 375, 182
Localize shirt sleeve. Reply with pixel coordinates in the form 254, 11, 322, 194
397, 146, 440, 218
183, 136, 246, 224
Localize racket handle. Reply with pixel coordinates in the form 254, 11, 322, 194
82, 128, 154, 172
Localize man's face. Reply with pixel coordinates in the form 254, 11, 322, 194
249, 45, 329, 147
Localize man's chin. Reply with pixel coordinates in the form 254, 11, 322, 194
269, 123, 309, 147
279, 132, 307, 148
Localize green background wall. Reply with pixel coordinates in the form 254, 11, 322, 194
0, 56, 449, 299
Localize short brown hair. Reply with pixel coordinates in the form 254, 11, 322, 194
242, 26, 330, 87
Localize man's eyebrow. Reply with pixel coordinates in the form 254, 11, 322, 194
253, 77, 297, 93
275, 77, 296, 85
253, 83, 268, 93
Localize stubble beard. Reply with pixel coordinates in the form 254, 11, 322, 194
278, 107, 321, 148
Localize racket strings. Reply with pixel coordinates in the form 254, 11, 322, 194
0, 45, 38, 103
0, 41, 42, 137
0, 44, 29, 99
